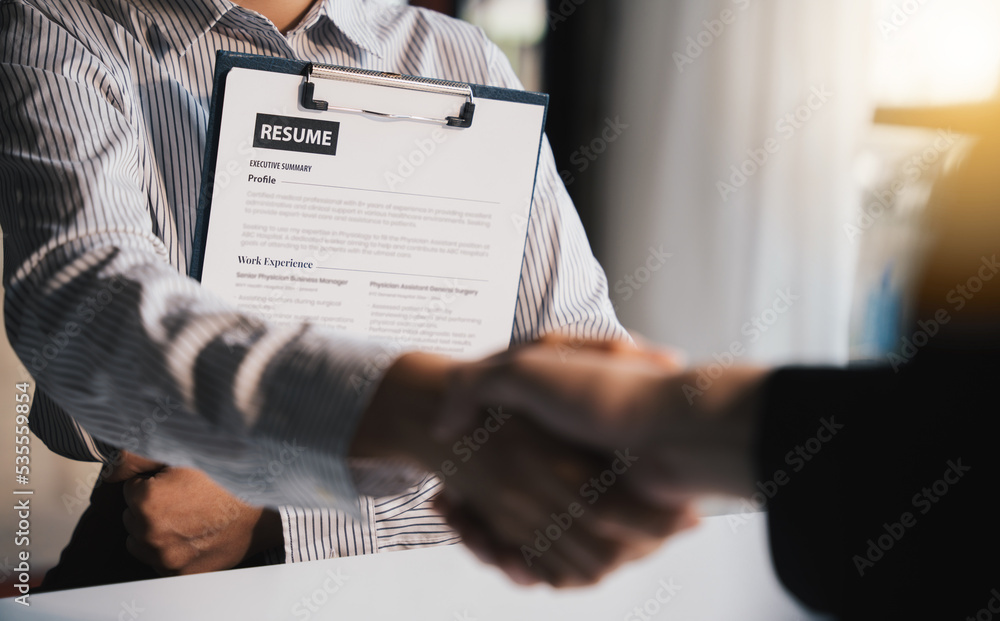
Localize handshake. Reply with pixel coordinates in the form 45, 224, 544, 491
352, 335, 768, 588
101, 335, 767, 586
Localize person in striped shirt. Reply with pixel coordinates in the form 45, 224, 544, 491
1, 0, 690, 589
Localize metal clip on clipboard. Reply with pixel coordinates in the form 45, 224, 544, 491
300, 62, 476, 128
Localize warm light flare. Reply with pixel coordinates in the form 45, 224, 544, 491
873, 0, 1000, 105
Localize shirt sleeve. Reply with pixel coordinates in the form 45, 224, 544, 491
0, 1, 387, 513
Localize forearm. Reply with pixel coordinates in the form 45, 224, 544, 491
2, 47, 393, 512
350, 352, 455, 472
8, 245, 388, 511
649, 367, 770, 498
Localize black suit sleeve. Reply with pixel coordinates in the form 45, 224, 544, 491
756, 347, 999, 618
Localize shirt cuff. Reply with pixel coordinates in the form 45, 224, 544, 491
233, 328, 402, 516
278, 501, 377, 563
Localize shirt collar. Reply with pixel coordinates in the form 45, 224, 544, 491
134, 0, 386, 58
310, 0, 387, 58
132, 0, 232, 57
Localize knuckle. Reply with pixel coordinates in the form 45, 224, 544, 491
159, 549, 187, 571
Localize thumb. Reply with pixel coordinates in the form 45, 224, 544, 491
102, 450, 165, 483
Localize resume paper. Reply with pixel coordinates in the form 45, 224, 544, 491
199, 68, 547, 358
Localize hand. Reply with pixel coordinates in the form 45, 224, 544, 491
440, 336, 683, 451
429, 417, 699, 588
439, 336, 767, 503
121, 466, 282, 576
352, 351, 698, 588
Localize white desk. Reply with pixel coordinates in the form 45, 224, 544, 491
2, 513, 827, 620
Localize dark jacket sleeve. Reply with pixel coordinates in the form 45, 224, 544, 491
757, 346, 999, 618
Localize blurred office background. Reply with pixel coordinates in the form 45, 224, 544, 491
456, 0, 1000, 365
3, 0, 1000, 591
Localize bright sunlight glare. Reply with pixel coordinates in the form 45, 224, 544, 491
872, 0, 1000, 105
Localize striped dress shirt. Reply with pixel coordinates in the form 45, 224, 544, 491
0, 0, 627, 564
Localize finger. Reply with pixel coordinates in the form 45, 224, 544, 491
121, 507, 148, 538
592, 502, 700, 554
459, 426, 605, 547
102, 451, 165, 483
540, 511, 691, 587
442, 501, 543, 586
122, 475, 150, 508
444, 363, 596, 451
440, 486, 546, 570
549, 537, 616, 587
540, 510, 662, 587
614, 532, 669, 565
125, 533, 162, 571
436, 342, 579, 443
581, 488, 692, 541
537, 333, 631, 352
482, 475, 594, 549
472, 486, 616, 585
531, 543, 605, 588
480, 488, 552, 544
652, 345, 687, 369
439, 502, 497, 568
494, 546, 546, 587
676, 504, 702, 533
626, 459, 704, 508
627, 336, 687, 369
540, 333, 684, 374
498, 422, 603, 507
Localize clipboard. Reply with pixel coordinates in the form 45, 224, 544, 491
192, 51, 549, 359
